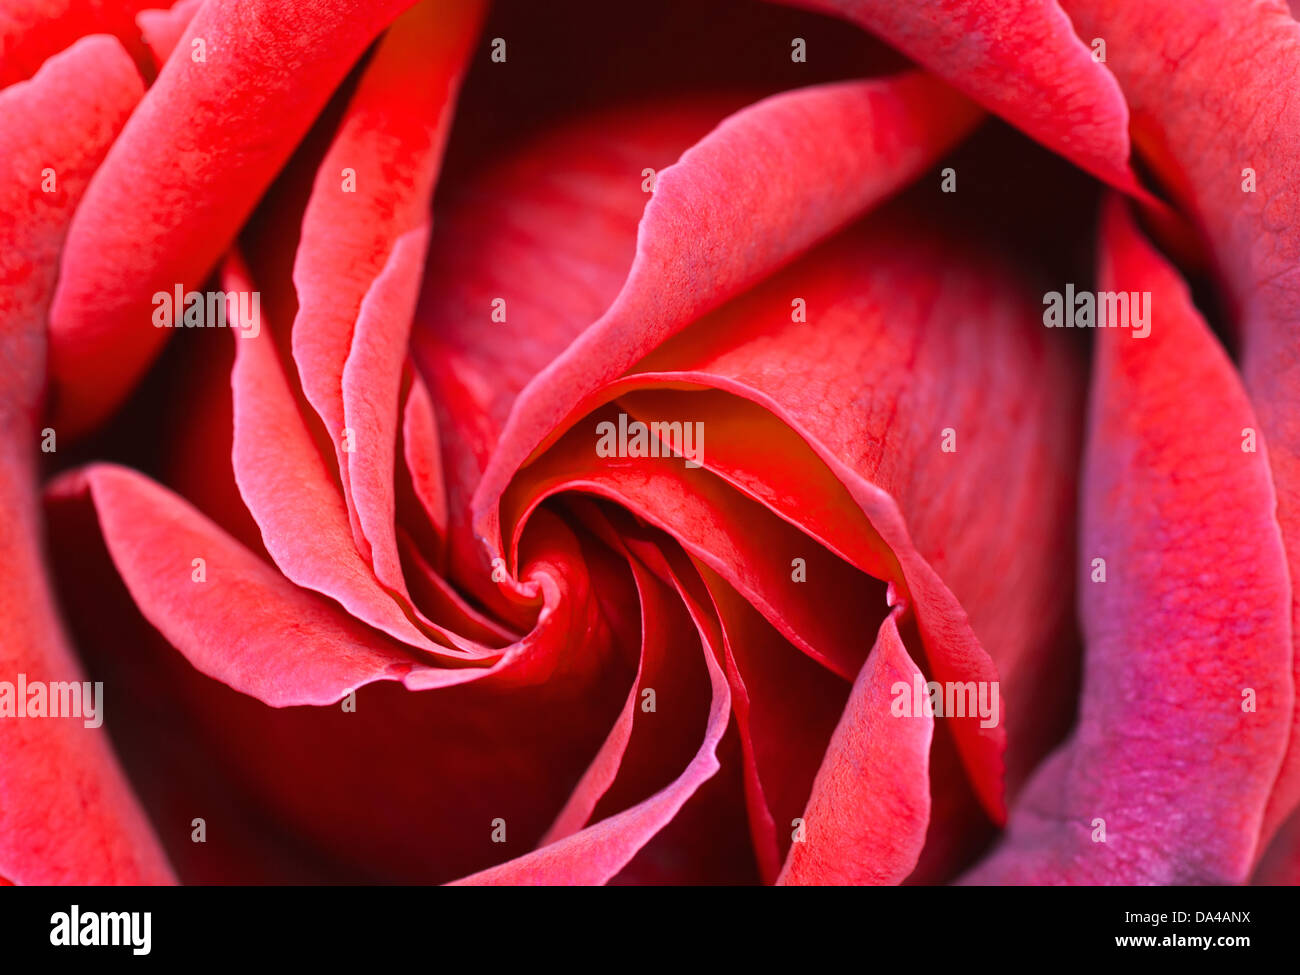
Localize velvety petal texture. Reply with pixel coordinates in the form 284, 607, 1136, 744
472, 72, 982, 540
47, 0, 422, 436
6, 0, 1289, 889
0, 35, 172, 884
1063, 0, 1300, 851
966, 200, 1293, 885
291, 0, 483, 562
773, 0, 1144, 193
777, 609, 932, 885
0, 0, 160, 87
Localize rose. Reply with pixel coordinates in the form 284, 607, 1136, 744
1, 0, 1298, 885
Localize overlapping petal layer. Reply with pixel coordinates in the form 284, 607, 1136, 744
771, 0, 1144, 194
9, 0, 1286, 889
46, 0, 422, 436
0, 0, 160, 87
470, 72, 982, 546
477, 191, 1087, 828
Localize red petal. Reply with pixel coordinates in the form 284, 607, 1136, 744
47, 484, 635, 881
2, 34, 141, 407
454, 550, 733, 885
503, 415, 881, 682
1063, 0, 1300, 849
539, 519, 713, 848
495, 201, 1091, 824
625, 212, 1086, 808
400, 371, 449, 554
966, 199, 1292, 884
228, 255, 496, 660
771, 0, 1145, 194
1253, 806, 1300, 885
136, 0, 202, 67
0, 37, 170, 885
0, 0, 157, 87
46, 0, 421, 436
778, 610, 932, 885
290, 0, 483, 558
697, 560, 859, 882
470, 73, 980, 551
341, 226, 430, 592
47, 464, 445, 705
414, 90, 756, 597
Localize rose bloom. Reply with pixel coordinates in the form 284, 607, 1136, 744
1, 0, 1299, 887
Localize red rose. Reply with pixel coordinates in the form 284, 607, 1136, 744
1, 0, 1298, 886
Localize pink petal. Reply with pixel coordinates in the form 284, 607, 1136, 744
1063, 0, 1300, 849
965, 199, 1292, 884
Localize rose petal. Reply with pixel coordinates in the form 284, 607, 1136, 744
695, 561, 862, 882
1253, 805, 1300, 885
47, 0, 421, 436
341, 226, 430, 592
2, 34, 141, 405
47, 482, 635, 881
0, 36, 171, 885
1063, 0, 1300, 849
228, 253, 502, 659
47, 464, 452, 705
414, 90, 755, 601
397, 530, 516, 647
778, 609, 932, 885
616, 208, 1085, 809
136, 0, 202, 68
400, 371, 449, 557
496, 201, 1090, 822
453, 547, 733, 885
470, 72, 980, 557
502, 413, 882, 682
0, 0, 158, 87
540, 513, 715, 847
965, 199, 1292, 884
771, 0, 1145, 194
291, 0, 483, 557
49, 458, 632, 697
